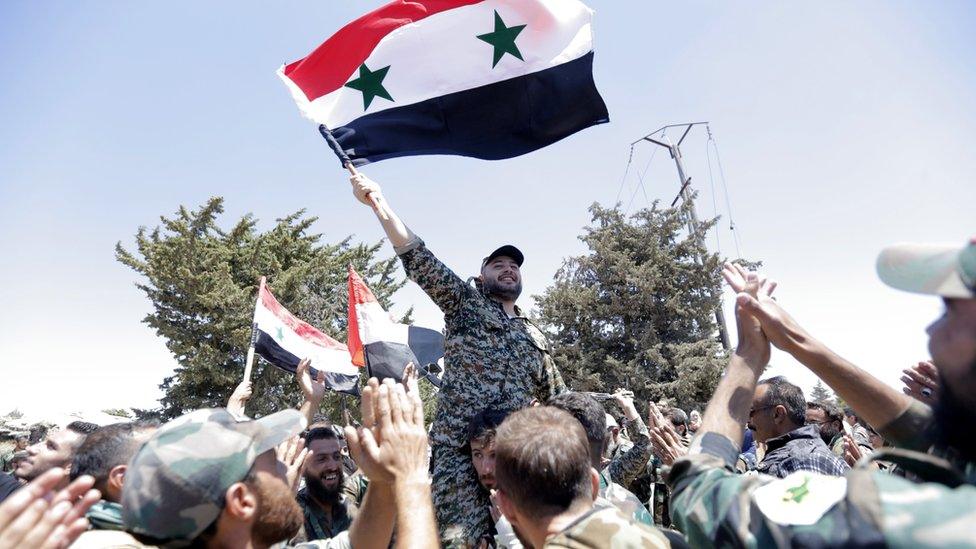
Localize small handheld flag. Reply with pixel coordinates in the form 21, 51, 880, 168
252, 280, 360, 395
347, 266, 444, 384
279, 0, 608, 166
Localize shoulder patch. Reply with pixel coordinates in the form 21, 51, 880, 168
753, 471, 847, 525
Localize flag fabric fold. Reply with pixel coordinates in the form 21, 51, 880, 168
279, 0, 608, 165
253, 281, 360, 395
347, 266, 444, 383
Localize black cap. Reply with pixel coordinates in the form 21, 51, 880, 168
483, 245, 524, 267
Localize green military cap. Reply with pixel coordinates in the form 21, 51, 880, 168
121, 408, 306, 544
876, 237, 976, 299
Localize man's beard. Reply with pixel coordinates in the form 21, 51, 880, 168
932, 377, 976, 463
305, 471, 344, 505
483, 277, 522, 301
818, 425, 841, 447
249, 476, 304, 546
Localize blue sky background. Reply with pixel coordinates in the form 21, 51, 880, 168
1, 1, 974, 415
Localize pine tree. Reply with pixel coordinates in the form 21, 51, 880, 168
534, 201, 729, 411
117, 197, 406, 419
810, 380, 833, 403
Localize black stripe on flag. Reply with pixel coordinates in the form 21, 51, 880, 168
254, 330, 360, 395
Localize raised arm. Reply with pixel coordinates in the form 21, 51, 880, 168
607, 391, 651, 486
350, 173, 411, 249
350, 173, 471, 317
731, 268, 914, 432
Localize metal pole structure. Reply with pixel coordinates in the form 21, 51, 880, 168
631, 122, 732, 350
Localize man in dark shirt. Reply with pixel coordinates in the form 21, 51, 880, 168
0, 471, 21, 504
749, 376, 848, 478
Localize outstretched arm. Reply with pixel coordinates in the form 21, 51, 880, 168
725, 263, 914, 432
350, 173, 411, 249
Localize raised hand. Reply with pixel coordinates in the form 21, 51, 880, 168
843, 433, 864, 467
647, 401, 668, 430
612, 389, 639, 420
651, 423, 687, 466
344, 378, 428, 486
276, 435, 309, 493
0, 468, 100, 549
296, 358, 326, 403
227, 380, 253, 417
901, 361, 940, 406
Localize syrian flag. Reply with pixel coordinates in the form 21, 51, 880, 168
278, 0, 608, 166
347, 266, 444, 384
253, 279, 361, 395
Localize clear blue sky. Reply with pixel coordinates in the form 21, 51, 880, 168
1, 1, 974, 415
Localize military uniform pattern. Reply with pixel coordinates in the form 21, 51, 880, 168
668, 410, 976, 549
544, 506, 671, 548
398, 240, 567, 546
607, 415, 651, 488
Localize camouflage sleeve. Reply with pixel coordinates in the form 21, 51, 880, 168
396, 237, 472, 318
608, 415, 651, 487
667, 433, 887, 547
879, 399, 936, 452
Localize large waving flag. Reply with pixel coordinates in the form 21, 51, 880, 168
278, 0, 608, 166
347, 266, 444, 383
253, 280, 360, 395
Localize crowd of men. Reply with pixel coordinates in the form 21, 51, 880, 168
0, 174, 973, 548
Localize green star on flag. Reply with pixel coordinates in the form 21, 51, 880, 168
275, 326, 285, 342
344, 63, 394, 110
477, 10, 526, 68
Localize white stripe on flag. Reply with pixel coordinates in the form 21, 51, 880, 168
355, 301, 410, 346
255, 301, 358, 375
279, 0, 594, 128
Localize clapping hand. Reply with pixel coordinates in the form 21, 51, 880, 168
276, 436, 309, 494
0, 468, 100, 549
296, 358, 326, 403
344, 374, 429, 486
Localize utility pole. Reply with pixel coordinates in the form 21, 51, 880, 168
631, 122, 731, 350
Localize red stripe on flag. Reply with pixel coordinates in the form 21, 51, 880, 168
347, 266, 378, 366
260, 284, 348, 351
283, 0, 484, 102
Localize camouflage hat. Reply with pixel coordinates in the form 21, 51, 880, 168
121, 408, 306, 544
876, 238, 976, 299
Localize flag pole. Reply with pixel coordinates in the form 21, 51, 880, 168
243, 276, 266, 383
319, 125, 388, 220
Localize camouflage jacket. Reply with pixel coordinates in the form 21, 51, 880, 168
605, 415, 652, 488
667, 402, 976, 548
544, 506, 671, 548
294, 474, 364, 543
397, 239, 567, 447
598, 469, 655, 527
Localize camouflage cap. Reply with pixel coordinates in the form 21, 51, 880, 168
121, 408, 306, 544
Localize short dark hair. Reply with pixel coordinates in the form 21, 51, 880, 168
547, 392, 607, 467
494, 407, 593, 521
467, 408, 509, 446
304, 424, 342, 446
758, 376, 806, 427
669, 408, 689, 427
69, 421, 158, 494
66, 421, 100, 435
807, 401, 843, 425
843, 407, 857, 418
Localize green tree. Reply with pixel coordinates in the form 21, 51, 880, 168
534, 201, 729, 412
810, 380, 833, 403
117, 197, 406, 420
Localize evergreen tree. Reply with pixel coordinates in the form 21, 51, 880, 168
116, 197, 406, 419
810, 380, 833, 403
534, 201, 729, 411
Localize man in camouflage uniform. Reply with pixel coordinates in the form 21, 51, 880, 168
351, 173, 566, 545
669, 243, 976, 547
494, 406, 670, 549
118, 375, 439, 548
